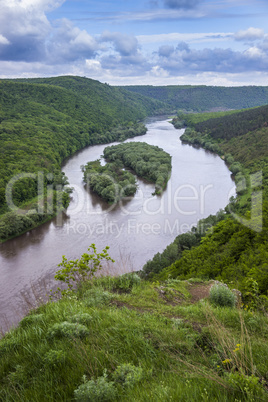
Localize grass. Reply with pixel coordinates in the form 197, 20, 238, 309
0, 275, 267, 401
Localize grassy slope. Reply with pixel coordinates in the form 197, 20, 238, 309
121, 85, 268, 111
0, 274, 267, 401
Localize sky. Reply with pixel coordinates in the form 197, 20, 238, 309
0, 0, 268, 86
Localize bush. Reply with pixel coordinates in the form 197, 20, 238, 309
69, 313, 93, 325
113, 273, 141, 292
47, 321, 89, 339
83, 288, 114, 307
44, 349, 67, 368
227, 372, 266, 399
55, 244, 114, 293
209, 284, 236, 308
112, 363, 143, 388
74, 372, 117, 402
19, 314, 45, 328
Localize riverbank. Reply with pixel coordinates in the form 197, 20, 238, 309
140, 109, 268, 298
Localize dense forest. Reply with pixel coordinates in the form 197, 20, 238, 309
82, 142, 172, 203
82, 159, 138, 203
0, 77, 163, 242
142, 105, 268, 300
103, 142, 172, 195
121, 85, 268, 111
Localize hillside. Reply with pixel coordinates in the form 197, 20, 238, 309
0, 264, 267, 400
120, 85, 268, 112
142, 105, 268, 299
14, 76, 167, 120
0, 76, 164, 241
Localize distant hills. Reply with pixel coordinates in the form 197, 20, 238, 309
120, 85, 268, 111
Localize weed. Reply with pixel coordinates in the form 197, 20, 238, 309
112, 363, 143, 388
209, 284, 236, 308
44, 349, 67, 368
74, 372, 117, 401
83, 288, 114, 307
47, 321, 89, 339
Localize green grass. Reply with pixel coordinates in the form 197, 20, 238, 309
0, 275, 267, 401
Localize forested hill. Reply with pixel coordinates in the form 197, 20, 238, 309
142, 105, 268, 298
120, 85, 268, 111
0, 76, 164, 241
191, 105, 268, 140
9, 76, 166, 122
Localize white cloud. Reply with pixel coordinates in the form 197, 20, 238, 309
0, 35, 9, 45
150, 66, 169, 77
99, 31, 139, 56
234, 27, 265, 42
6, 0, 65, 12
85, 59, 102, 75
244, 46, 265, 58
137, 32, 233, 45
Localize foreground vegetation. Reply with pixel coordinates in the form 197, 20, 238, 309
0, 245, 267, 401
0, 77, 163, 242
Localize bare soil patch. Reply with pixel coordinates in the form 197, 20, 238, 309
187, 282, 213, 303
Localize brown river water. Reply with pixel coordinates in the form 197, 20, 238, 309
0, 118, 235, 332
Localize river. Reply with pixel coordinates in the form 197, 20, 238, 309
0, 117, 235, 331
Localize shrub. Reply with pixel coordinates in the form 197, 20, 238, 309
55, 244, 114, 293
47, 321, 89, 339
74, 372, 117, 402
227, 372, 266, 399
113, 273, 141, 292
209, 284, 236, 308
19, 314, 44, 328
44, 349, 67, 367
112, 363, 143, 388
83, 288, 114, 307
69, 313, 93, 325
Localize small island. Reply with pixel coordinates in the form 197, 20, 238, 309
82, 142, 172, 203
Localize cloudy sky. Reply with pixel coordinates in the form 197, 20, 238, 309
0, 0, 268, 85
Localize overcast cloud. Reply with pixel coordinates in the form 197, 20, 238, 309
0, 0, 267, 85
